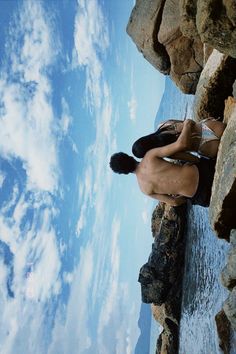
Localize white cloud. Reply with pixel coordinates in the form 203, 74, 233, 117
63, 271, 74, 285
49, 246, 94, 354
60, 97, 72, 134
0, 0, 59, 193
0, 192, 62, 353
0, 2, 62, 353
0, 172, 5, 189
73, 0, 109, 110
141, 210, 149, 224
128, 96, 137, 122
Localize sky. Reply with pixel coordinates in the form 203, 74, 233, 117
0, 0, 165, 353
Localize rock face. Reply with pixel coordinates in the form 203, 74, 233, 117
139, 204, 186, 305
139, 204, 187, 354
126, 0, 170, 74
209, 98, 236, 240
127, 0, 204, 94
193, 51, 236, 122
158, 0, 203, 94
215, 310, 231, 354
179, 0, 198, 38
224, 286, 236, 331
127, 0, 236, 94
151, 202, 165, 236
219, 230, 236, 336
180, 0, 236, 58
196, 0, 236, 59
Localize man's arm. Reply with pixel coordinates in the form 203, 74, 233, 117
171, 152, 200, 163
148, 119, 196, 158
149, 193, 187, 206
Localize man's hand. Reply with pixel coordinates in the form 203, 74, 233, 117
177, 119, 196, 150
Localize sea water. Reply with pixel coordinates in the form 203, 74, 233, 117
149, 77, 233, 354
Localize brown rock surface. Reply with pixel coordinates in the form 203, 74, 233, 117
167, 35, 203, 94
223, 0, 236, 27
196, 0, 236, 58
126, 0, 170, 74
156, 329, 178, 354
215, 309, 231, 354
179, 0, 198, 38
151, 202, 165, 236
209, 97, 236, 240
158, 0, 180, 45
146, 205, 186, 354
221, 246, 236, 290
127, 0, 204, 94
158, 0, 203, 94
223, 287, 236, 331
193, 50, 236, 122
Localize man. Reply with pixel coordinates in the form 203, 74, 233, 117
109, 122, 215, 207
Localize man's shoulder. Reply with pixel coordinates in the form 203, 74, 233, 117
144, 150, 162, 162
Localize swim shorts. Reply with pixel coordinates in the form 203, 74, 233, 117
191, 158, 216, 207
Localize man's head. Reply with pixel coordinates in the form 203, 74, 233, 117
109, 152, 138, 174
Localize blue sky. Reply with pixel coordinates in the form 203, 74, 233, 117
0, 0, 165, 353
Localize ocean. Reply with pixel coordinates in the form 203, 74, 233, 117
149, 77, 232, 354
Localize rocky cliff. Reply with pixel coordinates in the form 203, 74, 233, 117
139, 203, 187, 353
127, 0, 236, 94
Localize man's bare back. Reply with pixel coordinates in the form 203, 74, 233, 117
135, 150, 199, 206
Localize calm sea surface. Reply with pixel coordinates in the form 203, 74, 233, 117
149, 78, 233, 354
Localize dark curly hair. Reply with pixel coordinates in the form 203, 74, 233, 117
109, 152, 138, 174
132, 130, 177, 158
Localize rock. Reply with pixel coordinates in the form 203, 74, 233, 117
158, 0, 181, 45
230, 229, 236, 247
127, 0, 204, 94
209, 97, 236, 240
233, 80, 236, 99
139, 204, 187, 304
193, 50, 236, 122
158, 0, 203, 94
215, 309, 231, 354
138, 264, 167, 304
179, 0, 198, 38
167, 35, 203, 94
151, 286, 181, 328
126, 0, 170, 74
223, 287, 236, 331
221, 247, 236, 290
223, 0, 236, 27
203, 43, 214, 66
196, 0, 236, 58
223, 96, 236, 124
151, 202, 165, 237
156, 328, 178, 354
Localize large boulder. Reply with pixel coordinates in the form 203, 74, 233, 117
223, 287, 236, 331
156, 328, 178, 354
193, 50, 236, 122
215, 309, 231, 354
139, 204, 186, 304
221, 236, 236, 291
158, 0, 203, 94
196, 0, 236, 58
127, 0, 204, 94
209, 97, 236, 240
165, 34, 203, 94
126, 0, 170, 74
151, 202, 165, 236
179, 0, 198, 38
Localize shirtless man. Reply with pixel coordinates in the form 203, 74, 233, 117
109, 121, 215, 207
